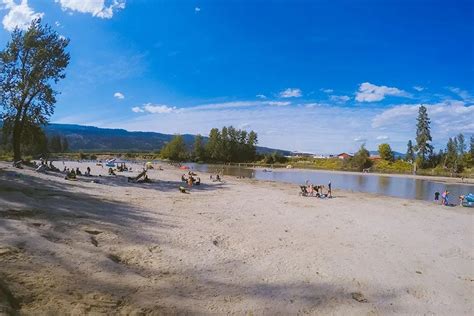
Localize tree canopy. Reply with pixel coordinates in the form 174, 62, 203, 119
0, 19, 70, 160
415, 105, 433, 167
378, 143, 394, 162
160, 135, 188, 161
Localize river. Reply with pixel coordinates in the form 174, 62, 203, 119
186, 163, 473, 202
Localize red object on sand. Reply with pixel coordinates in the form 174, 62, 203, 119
180, 166, 190, 170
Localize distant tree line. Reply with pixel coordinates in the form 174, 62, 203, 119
160, 126, 259, 163
0, 129, 69, 156
342, 105, 473, 173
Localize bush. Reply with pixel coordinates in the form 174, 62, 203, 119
373, 160, 412, 173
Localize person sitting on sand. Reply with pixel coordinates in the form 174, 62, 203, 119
216, 174, 221, 182
195, 177, 201, 185
128, 169, 147, 183
36, 163, 48, 173
65, 169, 76, 180
181, 174, 188, 182
307, 184, 314, 196
76, 167, 82, 176
85, 167, 91, 177
108, 167, 116, 176
49, 161, 59, 171
63, 166, 67, 172
188, 176, 194, 187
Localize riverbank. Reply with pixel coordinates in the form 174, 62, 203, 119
259, 166, 474, 185
0, 161, 472, 314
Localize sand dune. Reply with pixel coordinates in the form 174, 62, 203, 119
0, 161, 472, 314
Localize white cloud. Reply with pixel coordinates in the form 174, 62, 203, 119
1, 0, 44, 32
354, 136, 367, 143
355, 82, 409, 102
131, 100, 292, 114
55, 0, 126, 19
330, 95, 350, 103
131, 106, 144, 113
279, 88, 302, 98
413, 86, 424, 92
55, 20, 61, 27
266, 101, 291, 106
256, 94, 267, 99
142, 103, 177, 114
376, 135, 389, 140
447, 86, 472, 101
371, 100, 474, 142
320, 88, 333, 93
113, 92, 124, 99
195, 7, 200, 12
305, 103, 324, 108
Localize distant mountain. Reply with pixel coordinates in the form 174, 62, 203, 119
43, 123, 292, 155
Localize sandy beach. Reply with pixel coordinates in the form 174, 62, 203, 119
0, 160, 472, 315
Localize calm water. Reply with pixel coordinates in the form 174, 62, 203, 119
186, 163, 473, 202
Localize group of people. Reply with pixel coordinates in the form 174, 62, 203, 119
210, 174, 222, 182
434, 190, 473, 207
301, 180, 332, 198
181, 171, 201, 186
64, 166, 92, 180
117, 163, 130, 172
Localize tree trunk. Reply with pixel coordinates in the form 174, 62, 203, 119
12, 124, 22, 162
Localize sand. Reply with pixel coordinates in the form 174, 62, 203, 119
0, 160, 472, 315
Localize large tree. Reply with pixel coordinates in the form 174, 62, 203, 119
415, 105, 433, 166
347, 144, 372, 171
405, 140, 415, 163
444, 137, 458, 170
378, 143, 394, 161
0, 19, 69, 161
160, 135, 188, 161
192, 134, 206, 162
456, 133, 466, 155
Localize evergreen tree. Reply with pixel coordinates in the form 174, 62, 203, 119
205, 128, 221, 161
246, 131, 258, 161
192, 134, 206, 162
378, 143, 394, 161
444, 137, 458, 170
415, 105, 433, 166
471, 136, 474, 156
456, 133, 466, 155
405, 140, 415, 163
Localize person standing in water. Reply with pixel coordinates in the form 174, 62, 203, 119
434, 191, 440, 203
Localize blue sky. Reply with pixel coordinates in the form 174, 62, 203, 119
1, 0, 473, 153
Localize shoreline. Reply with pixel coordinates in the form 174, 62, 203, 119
250, 166, 474, 185
0, 160, 473, 314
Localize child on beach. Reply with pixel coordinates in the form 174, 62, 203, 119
434, 191, 440, 203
